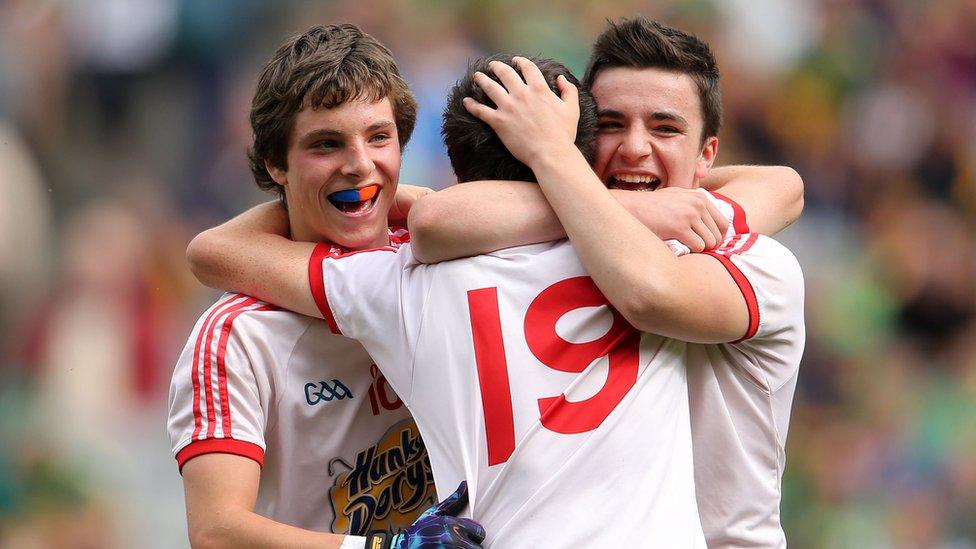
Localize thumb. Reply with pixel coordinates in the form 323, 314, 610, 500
556, 75, 579, 109
430, 481, 469, 517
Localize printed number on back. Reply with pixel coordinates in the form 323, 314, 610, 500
467, 276, 641, 465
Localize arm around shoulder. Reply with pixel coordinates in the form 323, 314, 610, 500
408, 181, 565, 263
184, 202, 320, 318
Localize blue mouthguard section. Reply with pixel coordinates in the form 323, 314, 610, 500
328, 188, 363, 203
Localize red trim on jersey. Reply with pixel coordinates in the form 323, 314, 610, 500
717, 233, 743, 255
728, 233, 759, 256
176, 439, 265, 472
388, 225, 411, 246
196, 296, 257, 440
191, 294, 244, 440
333, 246, 397, 258
704, 252, 760, 342
309, 243, 399, 335
309, 243, 341, 334
710, 191, 750, 234
211, 304, 277, 438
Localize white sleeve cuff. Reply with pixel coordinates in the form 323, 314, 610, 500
340, 535, 367, 549
665, 238, 691, 257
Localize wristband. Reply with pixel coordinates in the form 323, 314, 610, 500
340, 535, 367, 549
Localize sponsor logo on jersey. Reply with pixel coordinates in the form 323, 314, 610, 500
328, 419, 435, 535
305, 379, 353, 405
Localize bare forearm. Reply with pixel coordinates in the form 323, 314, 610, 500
530, 148, 681, 320
408, 181, 565, 262
186, 203, 319, 318
408, 179, 724, 263
183, 455, 353, 549
190, 509, 348, 549
701, 165, 804, 235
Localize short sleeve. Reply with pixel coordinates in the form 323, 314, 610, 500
167, 294, 277, 472
707, 190, 750, 238
307, 243, 429, 402
666, 191, 749, 256
705, 234, 805, 391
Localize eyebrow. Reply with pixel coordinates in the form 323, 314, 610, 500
597, 108, 688, 126
299, 121, 395, 143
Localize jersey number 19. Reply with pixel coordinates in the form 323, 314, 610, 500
467, 276, 641, 466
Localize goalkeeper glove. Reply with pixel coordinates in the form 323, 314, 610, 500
365, 481, 485, 549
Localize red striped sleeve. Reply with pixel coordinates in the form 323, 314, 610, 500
201, 297, 257, 439
309, 243, 342, 334
704, 252, 760, 342
212, 304, 276, 438
710, 191, 750, 234
728, 232, 759, 256
191, 294, 247, 440
717, 233, 743, 255
176, 439, 265, 473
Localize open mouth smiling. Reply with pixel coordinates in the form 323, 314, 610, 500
326, 184, 381, 215
607, 174, 661, 192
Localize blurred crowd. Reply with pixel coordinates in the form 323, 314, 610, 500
0, 0, 973, 547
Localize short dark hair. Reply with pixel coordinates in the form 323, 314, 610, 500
442, 54, 598, 183
247, 24, 418, 202
583, 17, 721, 143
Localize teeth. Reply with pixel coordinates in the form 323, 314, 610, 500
615, 174, 656, 184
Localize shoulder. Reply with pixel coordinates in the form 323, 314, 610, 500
709, 233, 802, 282
185, 293, 316, 354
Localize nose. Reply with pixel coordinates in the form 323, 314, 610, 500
618, 127, 652, 162
340, 140, 375, 178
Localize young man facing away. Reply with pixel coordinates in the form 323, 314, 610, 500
456, 18, 805, 548
167, 25, 484, 549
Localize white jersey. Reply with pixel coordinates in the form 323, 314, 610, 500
687, 204, 806, 547
167, 288, 437, 534
308, 240, 706, 548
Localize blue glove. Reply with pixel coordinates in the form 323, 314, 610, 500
366, 481, 486, 549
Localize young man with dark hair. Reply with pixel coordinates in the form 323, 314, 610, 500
455, 17, 804, 547
167, 24, 484, 549
441, 54, 599, 182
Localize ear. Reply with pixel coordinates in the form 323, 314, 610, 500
266, 160, 288, 187
694, 135, 718, 181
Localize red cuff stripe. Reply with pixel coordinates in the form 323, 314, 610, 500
704, 252, 760, 342
192, 294, 248, 440
710, 191, 750, 234
309, 243, 342, 334
176, 439, 265, 472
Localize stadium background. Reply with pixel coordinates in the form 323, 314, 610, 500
1, 0, 974, 546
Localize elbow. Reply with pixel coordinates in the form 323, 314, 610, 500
613, 283, 675, 335
188, 521, 235, 549
186, 229, 224, 289
406, 195, 443, 264
778, 166, 805, 224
